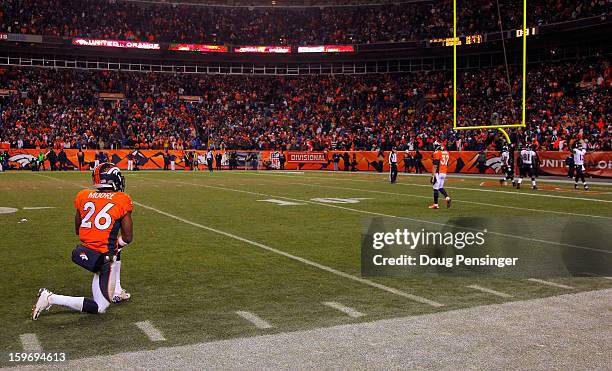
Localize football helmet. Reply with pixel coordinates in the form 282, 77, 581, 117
93, 162, 125, 192
433, 141, 442, 151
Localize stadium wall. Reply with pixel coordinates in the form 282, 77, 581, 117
5, 150, 612, 178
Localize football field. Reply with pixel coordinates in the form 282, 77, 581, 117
1, 170, 611, 367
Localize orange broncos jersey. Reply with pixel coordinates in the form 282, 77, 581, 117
433, 150, 450, 174
74, 189, 133, 254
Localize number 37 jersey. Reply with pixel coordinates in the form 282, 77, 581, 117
75, 190, 133, 254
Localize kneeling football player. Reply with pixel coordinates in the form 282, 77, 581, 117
32, 163, 134, 319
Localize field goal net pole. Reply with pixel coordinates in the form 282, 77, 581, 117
453, 0, 528, 144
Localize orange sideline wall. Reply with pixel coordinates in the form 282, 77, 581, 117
4, 149, 612, 177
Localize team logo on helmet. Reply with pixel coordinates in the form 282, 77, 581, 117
92, 162, 125, 192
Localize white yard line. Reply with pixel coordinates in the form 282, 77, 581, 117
164, 179, 610, 255
467, 285, 513, 298
235, 311, 273, 329
134, 321, 166, 342
276, 181, 611, 220
22, 206, 57, 210
526, 278, 574, 290
322, 301, 365, 318
19, 333, 43, 353
134, 200, 444, 307
239, 172, 612, 203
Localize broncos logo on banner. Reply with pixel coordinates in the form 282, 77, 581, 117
485, 156, 504, 173
8, 154, 36, 167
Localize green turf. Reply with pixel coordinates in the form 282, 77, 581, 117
0, 170, 610, 365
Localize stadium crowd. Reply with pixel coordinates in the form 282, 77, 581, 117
1, 0, 609, 45
0, 58, 609, 152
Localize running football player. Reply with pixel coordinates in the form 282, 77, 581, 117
517, 144, 537, 190
573, 143, 589, 190
499, 145, 514, 186
429, 142, 451, 209
32, 163, 133, 319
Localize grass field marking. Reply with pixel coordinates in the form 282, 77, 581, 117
235, 311, 273, 329
134, 321, 166, 342
322, 301, 365, 318
257, 199, 304, 206
238, 172, 612, 204
275, 180, 611, 220
166, 179, 611, 255
132, 199, 445, 307
22, 206, 57, 210
526, 278, 574, 290
578, 272, 612, 280
19, 333, 43, 353
466, 285, 513, 298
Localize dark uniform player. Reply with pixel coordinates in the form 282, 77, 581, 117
389, 147, 398, 183
573, 144, 589, 190
517, 144, 537, 189
215, 152, 222, 171
499, 145, 514, 186
32, 163, 133, 319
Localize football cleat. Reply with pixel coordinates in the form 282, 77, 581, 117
584, 185, 589, 191
445, 197, 452, 208
112, 289, 131, 303
428, 204, 439, 209
532, 185, 538, 190
32, 288, 53, 320
516, 183, 520, 189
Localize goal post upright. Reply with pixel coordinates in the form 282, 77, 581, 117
453, 0, 528, 141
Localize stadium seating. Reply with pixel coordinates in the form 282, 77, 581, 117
1, 0, 609, 44
1, 58, 609, 151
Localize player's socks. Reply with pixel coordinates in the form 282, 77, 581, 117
82, 298, 99, 314
114, 260, 123, 295
439, 188, 448, 198
49, 294, 84, 311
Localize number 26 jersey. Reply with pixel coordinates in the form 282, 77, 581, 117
75, 190, 133, 254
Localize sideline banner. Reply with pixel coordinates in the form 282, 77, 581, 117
4, 149, 612, 178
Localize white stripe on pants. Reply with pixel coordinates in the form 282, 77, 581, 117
92, 261, 118, 313
433, 173, 447, 190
